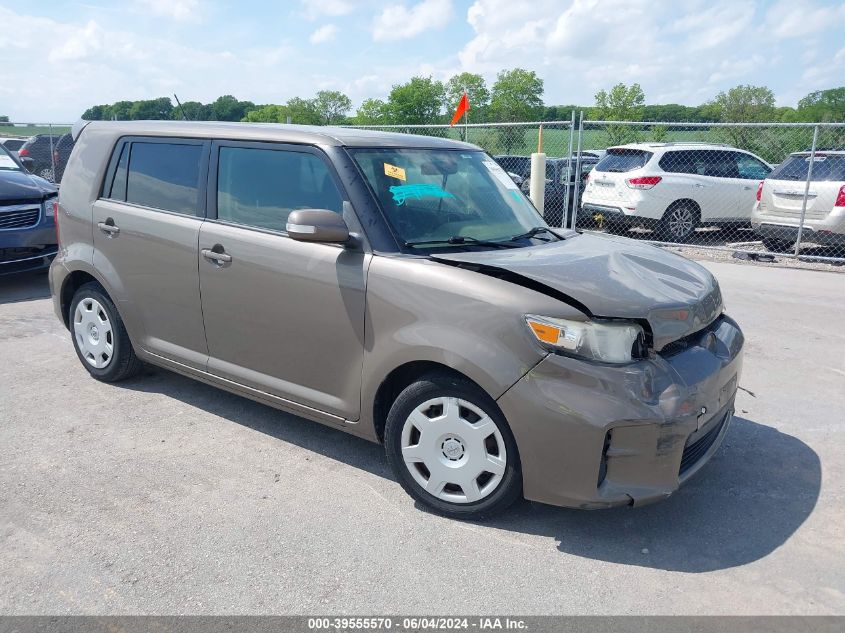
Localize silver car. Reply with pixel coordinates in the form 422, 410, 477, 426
50, 121, 743, 519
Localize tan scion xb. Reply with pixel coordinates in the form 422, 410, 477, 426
51, 121, 744, 519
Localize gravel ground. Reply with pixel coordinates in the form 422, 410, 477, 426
0, 261, 843, 615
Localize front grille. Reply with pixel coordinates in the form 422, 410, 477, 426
0, 204, 41, 230
679, 411, 729, 475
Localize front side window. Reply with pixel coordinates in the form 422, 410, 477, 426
126, 142, 202, 214
736, 154, 771, 180
349, 148, 544, 248
216, 146, 343, 232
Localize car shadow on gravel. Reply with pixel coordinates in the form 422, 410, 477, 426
118, 366, 820, 574
0, 271, 51, 304
489, 416, 821, 572
122, 365, 391, 479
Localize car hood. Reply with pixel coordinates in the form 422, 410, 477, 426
0, 170, 57, 202
431, 232, 723, 350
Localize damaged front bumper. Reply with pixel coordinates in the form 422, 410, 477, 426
497, 314, 744, 509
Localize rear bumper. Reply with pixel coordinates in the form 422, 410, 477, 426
753, 221, 845, 246
497, 314, 744, 509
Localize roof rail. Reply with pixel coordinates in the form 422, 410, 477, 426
656, 141, 732, 147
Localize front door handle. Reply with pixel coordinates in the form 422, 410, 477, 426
97, 219, 120, 236
201, 248, 232, 265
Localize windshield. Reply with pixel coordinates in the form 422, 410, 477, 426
769, 154, 845, 182
594, 149, 653, 173
0, 145, 22, 172
349, 148, 546, 249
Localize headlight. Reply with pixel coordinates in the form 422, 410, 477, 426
44, 198, 55, 217
525, 315, 646, 364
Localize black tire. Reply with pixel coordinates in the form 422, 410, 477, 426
761, 236, 794, 253
659, 202, 699, 242
384, 370, 522, 520
69, 282, 142, 382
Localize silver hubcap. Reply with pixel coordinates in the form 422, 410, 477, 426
400, 397, 507, 504
73, 298, 114, 369
668, 207, 694, 238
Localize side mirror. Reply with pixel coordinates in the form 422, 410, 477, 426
286, 209, 350, 243
20, 156, 35, 172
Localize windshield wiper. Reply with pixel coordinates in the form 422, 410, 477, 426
404, 236, 518, 249
508, 226, 563, 242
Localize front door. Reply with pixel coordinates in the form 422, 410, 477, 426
92, 137, 210, 369
198, 141, 369, 420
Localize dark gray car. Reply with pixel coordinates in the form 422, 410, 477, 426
50, 121, 743, 519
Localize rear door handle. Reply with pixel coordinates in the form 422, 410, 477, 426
201, 248, 232, 264
97, 219, 120, 236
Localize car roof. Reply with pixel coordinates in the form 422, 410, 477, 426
80, 120, 479, 150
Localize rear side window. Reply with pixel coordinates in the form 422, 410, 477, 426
216, 146, 343, 232
769, 154, 845, 182
594, 149, 652, 173
125, 142, 202, 214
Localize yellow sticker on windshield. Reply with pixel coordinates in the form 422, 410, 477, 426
384, 163, 406, 181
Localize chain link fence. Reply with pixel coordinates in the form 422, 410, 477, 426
351, 117, 845, 265
0, 123, 73, 184
3, 118, 843, 265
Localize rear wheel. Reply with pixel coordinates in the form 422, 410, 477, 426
660, 202, 699, 242
761, 236, 794, 253
69, 283, 142, 382
384, 371, 522, 520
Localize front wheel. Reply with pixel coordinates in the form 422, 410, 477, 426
384, 371, 522, 520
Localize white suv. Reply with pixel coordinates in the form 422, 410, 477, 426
581, 142, 772, 241
752, 150, 845, 252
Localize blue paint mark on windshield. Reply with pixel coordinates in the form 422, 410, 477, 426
389, 184, 455, 206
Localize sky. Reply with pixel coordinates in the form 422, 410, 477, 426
1, 0, 844, 122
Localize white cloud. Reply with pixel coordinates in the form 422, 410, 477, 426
300, 0, 354, 20
137, 0, 199, 21
372, 0, 453, 42
309, 24, 338, 44
763, 0, 845, 40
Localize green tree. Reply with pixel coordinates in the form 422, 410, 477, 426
387, 76, 445, 125
210, 95, 256, 122
129, 97, 173, 120
81, 105, 109, 120
796, 87, 845, 122
710, 84, 776, 149
445, 72, 490, 123
242, 104, 290, 123
593, 83, 645, 145
110, 101, 134, 120
354, 98, 390, 125
711, 84, 776, 123
285, 97, 321, 124
315, 90, 352, 125
489, 68, 544, 152
171, 101, 213, 121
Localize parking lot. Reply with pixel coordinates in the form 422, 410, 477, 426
1, 260, 843, 615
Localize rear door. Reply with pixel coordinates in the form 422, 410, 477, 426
92, 137, 210, 369
197, 140, 369, 420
